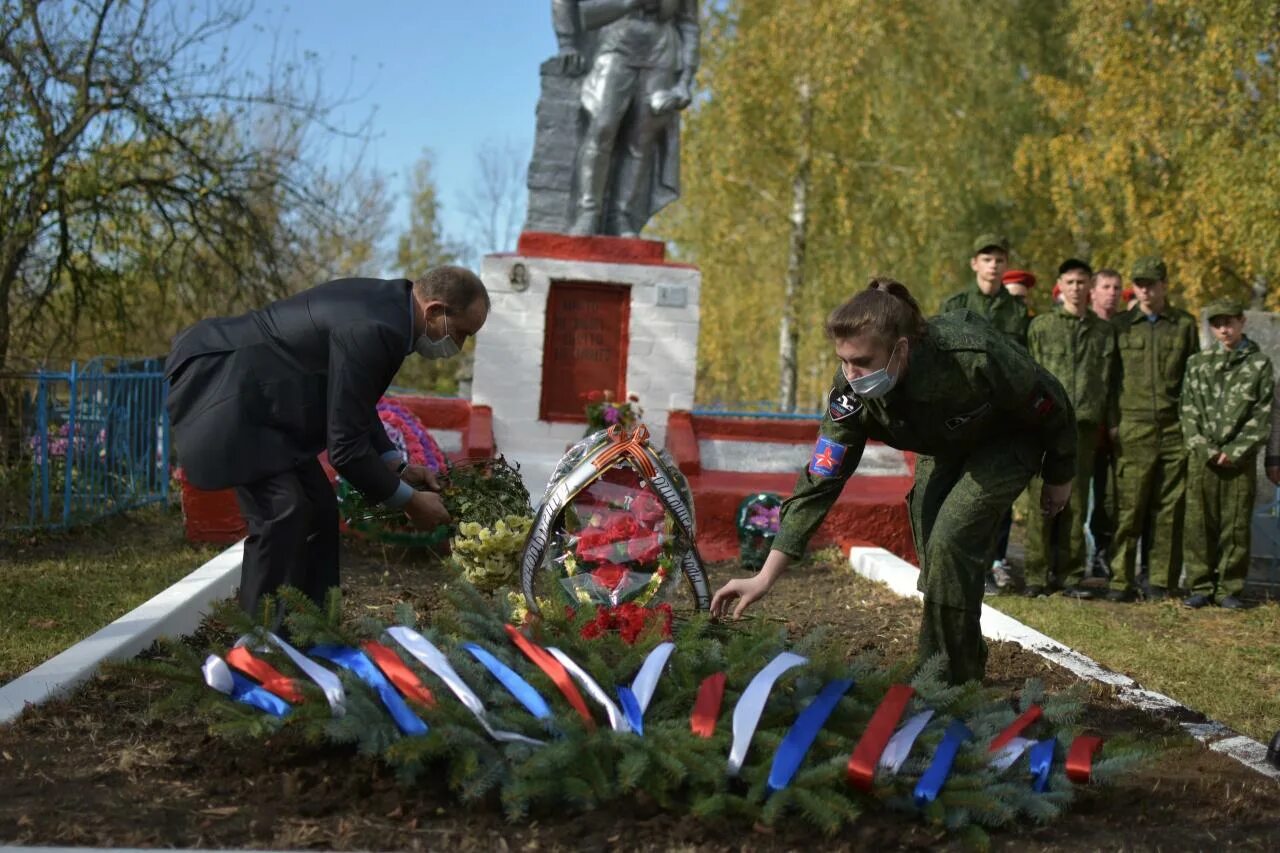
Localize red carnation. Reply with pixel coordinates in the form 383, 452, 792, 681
605, 512, 639, 543
630, 491, 666, 525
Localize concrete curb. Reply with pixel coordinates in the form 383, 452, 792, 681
848, 545, 1280, 781
0, 541, 244, 725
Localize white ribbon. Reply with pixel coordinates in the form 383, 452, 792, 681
879, 709, 935, 773
546, 646, 631, 733
727, 651, 808, 775
630, 641, 675, 713
202, 654, 234, 694
386, 626, 544, 746
989, 736, 1035, 771
260, 631, 346, 715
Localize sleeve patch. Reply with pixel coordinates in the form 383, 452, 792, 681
809, 436, 848, 478
828, 386, 864, 422
1029, 388, 1056, 418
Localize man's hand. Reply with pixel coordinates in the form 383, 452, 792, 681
403, 489, 451, 530
402, 464, 441, 491
1211, 452, 1233, 468
1041, 481, 1072, 517
557, 45, 586, 75
710, 551, 789, 620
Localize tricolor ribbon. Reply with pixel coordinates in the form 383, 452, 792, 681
385, 627, 544, 746
362, 640, 436, 707
989, 736, 1035, 771
1029, 737, 1057, 792
727, 651, 808, 776
461, 642, 553, 721
617, 641, 675, 735
547, 647, 630, 733
879, 710, 934, 775
847, 684, 915, 790
767, 678, 854, 793
913, 719, 972, 807
988, 705, 1042, 753
1066, 734, 1103, 784
690, 673, 726, 738
202, 654, 291, 717
225, 646, 304, 703
309, 645, 428, 737
263, 631, 346, 715
504, 624, 595, 729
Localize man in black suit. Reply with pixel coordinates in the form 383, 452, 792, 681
166, 266, 489, 617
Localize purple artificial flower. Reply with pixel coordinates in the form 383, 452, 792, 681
603, 405, 620, 424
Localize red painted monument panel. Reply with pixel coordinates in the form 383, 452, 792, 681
540, 281, 630, 422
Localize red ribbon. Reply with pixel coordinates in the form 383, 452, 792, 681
989, 705, 1043, 753
225, 646, 304, 703
846, 683, 915, 791
362, 640, 436, 708
504, 624, 595, 730
1066, 734, 1103, 783
690, 672, 726, 738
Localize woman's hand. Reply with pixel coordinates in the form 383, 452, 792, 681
710, 552, 790, 620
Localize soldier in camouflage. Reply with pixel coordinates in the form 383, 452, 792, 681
939, 234, 1031, 347
1107, 256, 1200, 602
1180, 300, 1274, 609
1025, 259, 1119, 598
711, 279, 1077, 685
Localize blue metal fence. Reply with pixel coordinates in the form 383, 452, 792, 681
690, 399, 824, 420
3, 358, 170, 530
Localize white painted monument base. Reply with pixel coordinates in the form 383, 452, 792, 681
472, 250, 700, 498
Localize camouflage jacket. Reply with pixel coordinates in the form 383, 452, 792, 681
938, 284, 1030, 347
1027, 306, 1120, 428
1113, 306, 1200, 426
1180, 337, 1275, 464
772, 311, 1077, 558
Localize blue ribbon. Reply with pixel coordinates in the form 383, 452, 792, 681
1029, 736, 1056, 793
913, 719, 972, 807
767, 678, 854, 793
310, 645, 428, 736
462, 642, 553, 720
616, 685, 645, 735
229, 671, 292, 717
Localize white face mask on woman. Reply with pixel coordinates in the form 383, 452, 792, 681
414, 314, 461, 360
847, 340, 903, 399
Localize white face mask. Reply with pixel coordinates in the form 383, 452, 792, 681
847, 340, 904, 399
415, 313, 461, 360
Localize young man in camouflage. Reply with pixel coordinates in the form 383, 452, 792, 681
1108, 256, 1200, 602
1024, 259, 1119, 598
939, 234, 1031, 347
1180, 300, 1274, 609
1087, 268, 1125, 575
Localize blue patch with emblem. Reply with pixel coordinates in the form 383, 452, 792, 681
809, 436, 848, 478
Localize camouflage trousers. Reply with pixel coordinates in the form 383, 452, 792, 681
1109, 419, 1187, 592
911, 437, 1038, 685
1025, 423, 1099, 588
1185, 454, 1256, 598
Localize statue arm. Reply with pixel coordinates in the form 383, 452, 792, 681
676, 0, 699, 86
579, 0, 637, 32
552, 0, 578, 51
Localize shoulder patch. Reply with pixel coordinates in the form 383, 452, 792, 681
828, 386, 863, 422
809, 436, 847, 478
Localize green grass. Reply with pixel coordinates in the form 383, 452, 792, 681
989, 593, 1280, 742
0, 505, 221, 685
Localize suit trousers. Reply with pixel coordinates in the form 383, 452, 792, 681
234, 458, 340, 619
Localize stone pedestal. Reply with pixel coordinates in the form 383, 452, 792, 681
472, 233, 700, 498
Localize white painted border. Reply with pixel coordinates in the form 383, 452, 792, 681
0, 541, 244, 725
848, 545, 1280, 781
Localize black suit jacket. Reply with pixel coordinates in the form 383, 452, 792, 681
165, 277, 413, 500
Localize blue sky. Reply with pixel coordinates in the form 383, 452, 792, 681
240, 2, 554, 257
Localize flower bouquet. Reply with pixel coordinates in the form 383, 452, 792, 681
581, 389, 643, 435
735, 492, 783, 571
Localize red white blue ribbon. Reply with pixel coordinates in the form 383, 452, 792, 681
1066, 734, 1103, 783
989, 736, 1035, 771
1028, 737, 1057, 792
461, 642, 553, 721
616, 641, 674, 735
386, 627, 544, 746
913, 719, 972, 807
202, 654, 291, 717
309, 645, 428, 736
260, 632, 346, 715
880, 710, 934, 774
727, 651, 807, 776
767, 678, 854, 792
546, 646, 630, 732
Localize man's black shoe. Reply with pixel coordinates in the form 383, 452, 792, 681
1219, 595, 1246, 610
1061, 585, 1095, 600
1182, 593, 1213, 609
1023, 585, 1046, 598
1105, 588, 1137, 603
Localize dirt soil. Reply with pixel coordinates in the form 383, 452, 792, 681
2, 544, 1279, 851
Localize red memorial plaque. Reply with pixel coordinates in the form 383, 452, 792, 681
540, 281, 630, 422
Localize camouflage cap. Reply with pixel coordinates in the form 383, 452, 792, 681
1130, 255, 1167, 282
1202, 298, 1245, 320
972, 233, 1009, 255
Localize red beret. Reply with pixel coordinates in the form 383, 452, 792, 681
1002, 269, 1036, 288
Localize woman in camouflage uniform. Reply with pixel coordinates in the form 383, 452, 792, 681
711, 279, 1077, 685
